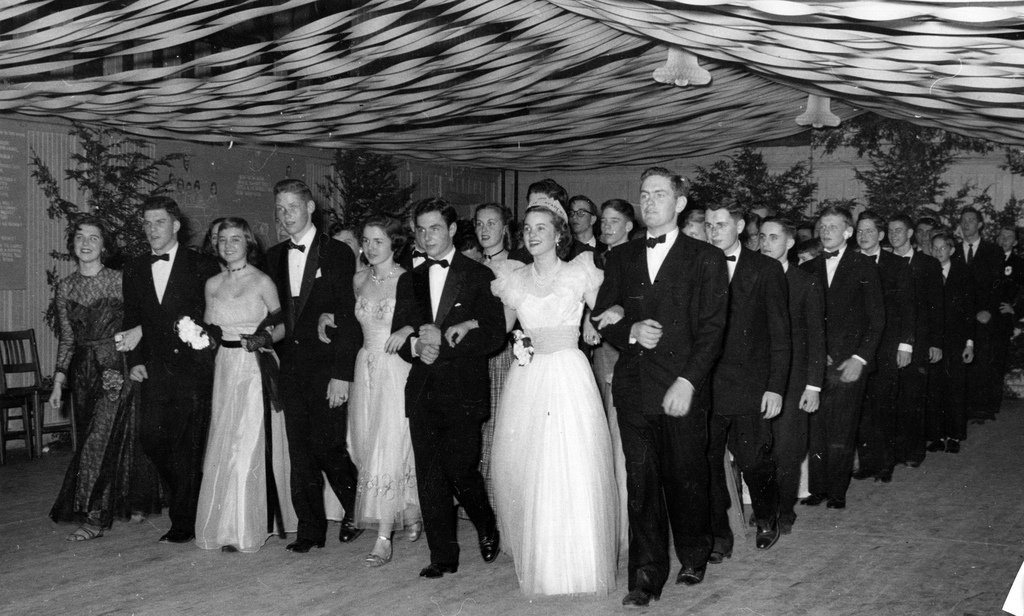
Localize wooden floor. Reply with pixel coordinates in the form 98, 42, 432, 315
2, 404, 1022, 616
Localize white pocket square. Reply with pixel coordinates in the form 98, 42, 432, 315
454, 302, 462, 307
315, 268, 322, 279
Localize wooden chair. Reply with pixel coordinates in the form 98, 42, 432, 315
0, 329, 47, 464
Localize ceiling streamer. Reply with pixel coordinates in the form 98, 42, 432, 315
0, 0, 1021, 170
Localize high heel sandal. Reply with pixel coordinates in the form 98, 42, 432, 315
406, 521, 423, 543
66, 523, 104, 541
364, 536, 393, 568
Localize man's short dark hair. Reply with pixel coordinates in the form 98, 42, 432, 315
568, 195, 597, 216
931, 230, 956, 250
916, 216, 939, 228
706, 198, 745, 221
640, 167, 690, 199
413, 197, 458, 227
761, 215, 796, 239
527, 179, 568, 209
960, 207, 982, 223
857, 210, 885, 231
888, 212, 915, 229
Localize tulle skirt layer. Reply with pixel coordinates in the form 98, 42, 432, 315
493, 348, 618, 596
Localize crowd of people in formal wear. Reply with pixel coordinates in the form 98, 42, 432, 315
46, 169, 1021, 607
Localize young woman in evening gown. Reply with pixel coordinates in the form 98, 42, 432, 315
194, 217, 294, 552
49, 216, 162, 540
489, 201, 618, 596
347, 215, 421, 567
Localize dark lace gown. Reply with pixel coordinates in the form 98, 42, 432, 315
49, 267, 162, 529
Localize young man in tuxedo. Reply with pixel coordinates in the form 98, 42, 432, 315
593, 167, 729, 607
927, 232, 975, 452
958, 207, 1004, 422
760, 217, 825, 535
568, 195, 607, 254
853, 211, 915, 479
888, 213, 944, 468
123, 196, 220, 544
265, 179, 362, 553
800, 205, 884, 509
988, 225, 1024, 415
393, 198, 504, 579
704, 201, 790, 559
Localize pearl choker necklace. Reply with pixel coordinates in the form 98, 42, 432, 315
227, 262, 247, 273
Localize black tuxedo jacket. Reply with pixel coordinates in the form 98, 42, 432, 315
904, 250, 944, 357
123, 247, 220, 393
594, 232, 729, 415
711, 247, 791, 415
265, 232, 360, 382
803, 246, 885, 371
958, 239, 1003, 314
785, 263, 826, 401
941, 259, 975, 352
994, 252, 1024, 317
871, 249, 915, 371
393, 251, 505, 422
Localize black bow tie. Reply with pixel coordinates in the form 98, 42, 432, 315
902, 255, 912, 261
645, 235, 666, 249
412, 250, 427, 260
288, 241, 306, 253
426, 258, 449, 269
824, 250, 840, 259
725, 254, 737, 262
149, 253, 170, 264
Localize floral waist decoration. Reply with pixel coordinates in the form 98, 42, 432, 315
512, 329, 534, 366
174, 316, 211, 350
101, 368, 124, 401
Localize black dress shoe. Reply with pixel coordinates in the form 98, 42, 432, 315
778, 518, 794, 535
622, 589, 659, 607
707, 550, 731, 564
338, 517, 364, 543
755, 518, 780, 550
852, 469, 876, 481
676, 564, 706, 586
158, 530, 195, 544
907, 458, 923, 468
801, 493, 827, 507
221, 545, 239, 553
286, 538, 325, 553
876, 468, 893, 483
419, 563, 458, 578
926, 440, 945, 452
826, 498, 846, 509
479, 529, 500, 563
946, 439, 960, 453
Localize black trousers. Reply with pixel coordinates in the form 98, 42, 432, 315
808, 367, 868, 501
139, 373, 210, 534
772, 394, 808, 524
857, 365, 899, 474
967, 321, 997, 417
615, 378, 711, 595
280, 373, 359, 543
408, 409, 494, 566
895, 359, 929, 464
708, 411, 779, 554
927, 352, 968, 442
989, 317, 1015, 413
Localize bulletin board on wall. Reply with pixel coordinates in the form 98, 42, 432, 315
0, 124, 27, 290
152, 142, 332, 250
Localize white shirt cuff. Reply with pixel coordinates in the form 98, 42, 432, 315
898, 343, 913, 353
410, 336, 420, 358
852, 355, 868, 366
805, 385, 821, 393
966, 340, 974, 348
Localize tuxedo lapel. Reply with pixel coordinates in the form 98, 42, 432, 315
412, 266, 432, 324
161, 249, 187, 309
295, 234, 322, 322
276, 247, 294, 334
435, 254, 465, 327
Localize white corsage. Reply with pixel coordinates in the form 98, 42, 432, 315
174, 316, 211, 350
1006, 265, 1013, 276
512, 330, 534, 366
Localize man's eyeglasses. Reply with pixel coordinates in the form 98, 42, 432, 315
569, 210, 593, 219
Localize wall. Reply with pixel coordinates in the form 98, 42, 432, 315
0, 114, 502, 382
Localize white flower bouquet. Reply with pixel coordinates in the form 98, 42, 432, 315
174, 316, 212, 350
512, 329, 534, 366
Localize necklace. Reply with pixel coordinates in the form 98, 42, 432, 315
484, 248, 506, 260
370, 265, 397, 285
532, 260, 561, 287
227, 262, 247, 273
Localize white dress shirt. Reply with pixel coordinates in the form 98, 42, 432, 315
288, 225, 316, 298
428, 246, 456, 321
963, 238, 980, 264
646, 227, 679, 283
151, 241, 179, 304
723, 243, 741, 282
824, 242, 846, 287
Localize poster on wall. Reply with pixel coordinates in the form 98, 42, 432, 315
154, 142, 326, 249
0, 125, 27, 290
